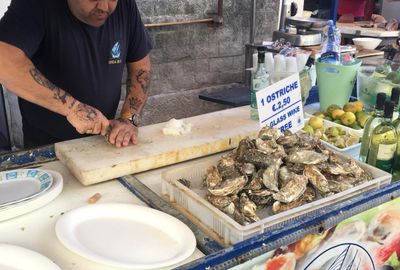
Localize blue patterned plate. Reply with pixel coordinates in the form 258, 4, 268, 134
0, 169, 53, 207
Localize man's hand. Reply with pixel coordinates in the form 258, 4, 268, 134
66, 101, 109, 136
107, 119, 138, 147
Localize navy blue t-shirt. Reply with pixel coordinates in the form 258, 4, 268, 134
0, 0, 152, 141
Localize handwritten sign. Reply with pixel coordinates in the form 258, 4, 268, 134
256, 73, 304, 133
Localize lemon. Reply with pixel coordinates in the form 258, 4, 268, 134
343, 103, 358, 114
353, 101, 364, 113
340, 112, 356, 126
326, 104, 341, 117
332, 109, 345, 120
303, 125, 314, 134
308, 116, 324, 130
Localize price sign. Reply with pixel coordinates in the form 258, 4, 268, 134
256, 73, 304, 133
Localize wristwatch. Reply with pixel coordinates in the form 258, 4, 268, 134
127, 113, 140, 127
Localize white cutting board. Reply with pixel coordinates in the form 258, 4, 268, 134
55, 106, 260, 186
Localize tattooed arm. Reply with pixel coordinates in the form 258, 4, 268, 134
0, 42, 109, 136
107, 55, 151, 147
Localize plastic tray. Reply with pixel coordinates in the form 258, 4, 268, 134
161, 153, 391, 245
304, 117, 363, 159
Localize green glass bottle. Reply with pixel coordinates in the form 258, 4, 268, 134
391, 87, 400, 121
359, 92, 386, 163
368, 101, 398, 173
250, 46, 270, 121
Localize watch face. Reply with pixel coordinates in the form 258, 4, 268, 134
131, 114, 139, 126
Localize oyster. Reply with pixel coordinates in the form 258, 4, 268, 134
278, 166, 296, 188
208, 175, 247, 196
273, 175, 308, 203
236, 137, 256, 158
238, 162, 256, 176
233, 208, 248, 225
246, 189, 273, 205
255, 138, 287, 158
288, 150, 328, 165
239, 193, 260, 222
304, 165, 330, 194
217, 155, 240, 180
207, 194, 236, 215
262, 159, 283, 192
204, 165, 222, 188
238, 148, 282, 168
272, 187, 316, 213
328, 179, 354, 193
277, 130, 298, 147
319, 162, 351, 176
258, 126, 282, 141
297, 132, 321, 150
246, 170, 264, 191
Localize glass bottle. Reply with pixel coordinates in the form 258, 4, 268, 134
250, 46, 270, 121
372, 59, 392, 78
391, 87, 400, 121
360, 92, 386, 163
368, 101, 398, 173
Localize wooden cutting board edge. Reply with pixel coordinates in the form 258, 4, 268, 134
56, 131, 259, 186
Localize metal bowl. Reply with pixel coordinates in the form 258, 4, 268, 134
286, 17, 328, 30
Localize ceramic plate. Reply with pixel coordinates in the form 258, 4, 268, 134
0, 244, 61, 270
0, 169, 53, 207
56, 203, 196, 269
0, 170, 63, 222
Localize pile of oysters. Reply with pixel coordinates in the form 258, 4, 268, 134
203, 126, 373, 225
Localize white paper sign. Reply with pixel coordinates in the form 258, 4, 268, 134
256, 73, 304, 133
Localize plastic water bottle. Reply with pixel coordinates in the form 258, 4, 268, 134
320, 20, 341, 65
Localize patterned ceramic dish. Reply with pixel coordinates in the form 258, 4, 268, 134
0, 169, 53, 207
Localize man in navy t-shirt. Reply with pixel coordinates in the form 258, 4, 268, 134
0, 0, 153, 148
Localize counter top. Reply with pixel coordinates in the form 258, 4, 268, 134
0, 161, 203, 270
337, 22, 400, 38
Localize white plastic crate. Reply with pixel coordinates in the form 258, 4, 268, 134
304, 117, 363, 159
161, 153, 391, 245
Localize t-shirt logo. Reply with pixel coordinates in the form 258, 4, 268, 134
109, 41, 122, 64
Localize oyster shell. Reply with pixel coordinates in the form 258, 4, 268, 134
239, 193, 260, 222
327, 179, 354, 193
246, 189, 273, 206
204, 165, 222, 188
304, 165, 330, 194
246, 170, 264, 191
272, 187, 316, 213
238, 149, 282, 168
238, 163, 256, 176
278, 166, 296, 188
258, 126, 282, 141
208, 175, 247, 196
277, 130, 298, 147
273, 175, 308, 203
206, 193, 236, 215
288, 150, 328, 165
262, 159, 283, 192
218, 155, 241, 180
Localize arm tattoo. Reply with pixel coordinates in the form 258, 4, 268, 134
135, 69, 150, 95
29, 67, 71, 105
75, 103, 97, 122
128, 96, 143, 112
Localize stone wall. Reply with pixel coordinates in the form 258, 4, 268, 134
130, 0, 281, 125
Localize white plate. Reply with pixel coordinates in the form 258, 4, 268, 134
0, 169, 53, 207
0, 170, 63, 222
0, 244, 61, 270
56, 203, 196, 269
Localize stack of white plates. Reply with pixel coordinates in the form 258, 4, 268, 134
0, 168, 63, 221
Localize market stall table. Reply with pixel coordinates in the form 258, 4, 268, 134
337, 22, 400, 40
0, 161, 203, 270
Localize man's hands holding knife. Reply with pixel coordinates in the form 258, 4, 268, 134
66, 101, 138, 147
